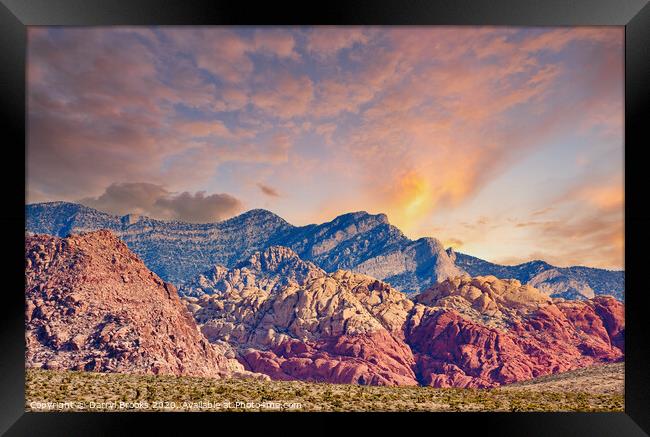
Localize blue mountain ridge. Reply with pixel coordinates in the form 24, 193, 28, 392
25, 202, 624, 300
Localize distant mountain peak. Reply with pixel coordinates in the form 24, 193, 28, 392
228, 208, 288, 224
28, 200, 87, 213
521, 259, 552, 268
416, 236, 445, 250
454, 252, 623, 300
331, 210, 389, 225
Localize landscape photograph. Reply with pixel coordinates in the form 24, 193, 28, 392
25, 26, 624, 412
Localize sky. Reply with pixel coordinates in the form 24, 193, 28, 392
26, 26, 624, 269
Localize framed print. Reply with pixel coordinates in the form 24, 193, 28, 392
1, 0, 649, 435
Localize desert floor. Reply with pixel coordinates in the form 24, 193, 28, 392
25, 363, 624, 413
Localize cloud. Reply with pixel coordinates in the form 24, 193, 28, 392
496, 213, 623, 269
251, 72, 314, 119
531, 207, 554, 217
176, 120, 234, 138
171, 29, 253, 84
27, 27, 623, 268
154, 191, 243, 223
306, 27, 371, 57
80, 182, 168, 216
564, 184, 624, 211
164, 28, 298, 85
309, 45, 404, 119
496, 178, 624, 268
254, 29, 298, 59
320, 27, 623, 236
80, 182, 243, 223
27, 29, 197, 198
257, 183, 281, 197
26, 28, 305, 201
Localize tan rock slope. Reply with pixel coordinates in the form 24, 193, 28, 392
182, 249, 624, 388
25, 230, 258, 379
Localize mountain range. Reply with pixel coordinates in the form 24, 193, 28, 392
26, 201, 624, 300
26, 230, 624, 388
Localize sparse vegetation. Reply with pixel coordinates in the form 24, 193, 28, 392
26, 366, 624, 413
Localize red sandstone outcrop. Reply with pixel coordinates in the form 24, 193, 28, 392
25, 231, 264, 380
408, 276, 624, 387
184, 258, 624, 388
241, 330, 418, 386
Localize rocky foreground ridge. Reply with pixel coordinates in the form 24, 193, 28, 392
26, 202, 623, 299
25, 231, 265, 380
181, 246, 624, 388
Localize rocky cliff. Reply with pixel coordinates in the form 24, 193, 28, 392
25, 230, 262, 380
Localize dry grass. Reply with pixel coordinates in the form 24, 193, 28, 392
25, 365, 624, 413
501, 362, 624, 395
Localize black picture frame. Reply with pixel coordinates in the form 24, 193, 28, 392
1, 0, 648, 435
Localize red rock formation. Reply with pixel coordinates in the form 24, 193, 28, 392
241, 330, 418, 386
25, 231, 259, 379
587, 296, 625, 352
183, 251, 625, 388
407, 287, 624, 388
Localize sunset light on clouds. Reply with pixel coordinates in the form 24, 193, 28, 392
27, 26, 624, 269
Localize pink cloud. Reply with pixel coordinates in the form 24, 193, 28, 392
27, 27, 624, 269
306, 27, 371, 56
171, 28, 254, 84
311, 27, 623, 236
26, 28, 295, 200
257, 183, 281, 197
254, 29, 298, 58
176, 120, 234, 138
251, 72, 314, 119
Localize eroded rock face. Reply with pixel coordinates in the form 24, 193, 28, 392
407, 277, 624, 387
182, 249, 415, 345
353, 237, 464, 294
182, 253, 624, 388
25, 231, 263, 380
557, 296, 625, 353
414, 275, 553, 329
528, 269, 596, 299
240, 331, 418, 386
